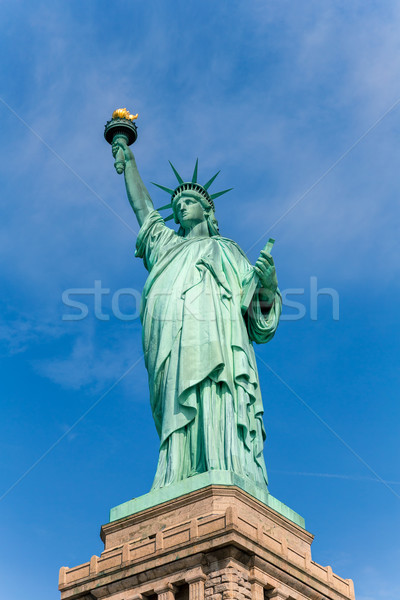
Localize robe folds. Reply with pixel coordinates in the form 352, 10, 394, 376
135, 211, 282, 491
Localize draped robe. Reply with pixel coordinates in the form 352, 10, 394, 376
136, 211, 282, 491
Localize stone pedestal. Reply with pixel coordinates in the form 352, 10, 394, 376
59, 486, 355, 600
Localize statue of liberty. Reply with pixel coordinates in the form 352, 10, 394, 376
110, 127, 281, 493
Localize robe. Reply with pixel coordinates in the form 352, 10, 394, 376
135, 211, 282, 491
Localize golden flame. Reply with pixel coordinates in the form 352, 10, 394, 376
112, 108, 138, 121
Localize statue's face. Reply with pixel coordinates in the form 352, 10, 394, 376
174, 191, 207, 229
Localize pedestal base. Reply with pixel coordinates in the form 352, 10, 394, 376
59, 485, 355, 600
109, 471, 304, 529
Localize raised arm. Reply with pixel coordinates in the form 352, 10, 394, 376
112, 138, 154, 227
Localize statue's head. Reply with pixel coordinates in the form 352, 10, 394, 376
172, 187, 220, 236
152, 160, 232, 236
173, 190, 208, 226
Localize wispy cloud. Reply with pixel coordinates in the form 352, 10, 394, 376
0, 308, 64, 355
33, 326, 144, 392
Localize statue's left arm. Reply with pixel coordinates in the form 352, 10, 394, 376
246, 250, 282, 344
254, 249, 278, 311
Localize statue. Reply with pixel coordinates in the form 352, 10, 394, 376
105, 111, 282, 493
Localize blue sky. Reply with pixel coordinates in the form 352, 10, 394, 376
1, 2, 399, 599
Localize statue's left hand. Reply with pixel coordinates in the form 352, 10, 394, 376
254, 250, 278, 306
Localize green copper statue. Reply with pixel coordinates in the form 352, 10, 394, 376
106, 111, 281, 493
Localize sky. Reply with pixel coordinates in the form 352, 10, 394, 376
0, 1, 399, 599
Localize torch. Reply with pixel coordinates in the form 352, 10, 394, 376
104, 108, 138, 174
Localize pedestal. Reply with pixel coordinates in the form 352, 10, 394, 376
59, 485, 355, 600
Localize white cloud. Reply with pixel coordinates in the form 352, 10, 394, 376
33, 327, 144, 392
0, 308, 64, 355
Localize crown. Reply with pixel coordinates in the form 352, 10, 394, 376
152, 159, 233, 222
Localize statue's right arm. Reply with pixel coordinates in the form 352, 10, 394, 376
112, 138, 154, 227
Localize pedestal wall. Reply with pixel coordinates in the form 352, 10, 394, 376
59, 486, 355, 600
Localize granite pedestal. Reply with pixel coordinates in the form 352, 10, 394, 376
59, 485, 355, 600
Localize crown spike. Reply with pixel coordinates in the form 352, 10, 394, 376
210, 188, 233, 200
168, 161, 184, 184
156, 202, 173, 211
203, 171, 220, 190
163, 213, 175, 222
151, 182, 175, 194
192, 158, 199, 183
